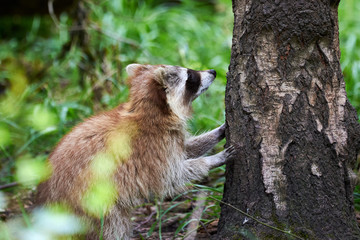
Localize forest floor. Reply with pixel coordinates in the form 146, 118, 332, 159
0, 177, 221, 239
1, 179, 360, 240
131, 195, 219, 239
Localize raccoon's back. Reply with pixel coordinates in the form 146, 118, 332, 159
36, 108, 123, 206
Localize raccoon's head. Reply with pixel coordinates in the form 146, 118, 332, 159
126, 64, 216, 120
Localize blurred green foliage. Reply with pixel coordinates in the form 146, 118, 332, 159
0, 0, 232, 186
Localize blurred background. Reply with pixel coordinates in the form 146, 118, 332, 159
0, 0, 359, 239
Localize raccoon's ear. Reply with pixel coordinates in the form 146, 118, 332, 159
126, 64, 143, 77
153, 67, 167, 86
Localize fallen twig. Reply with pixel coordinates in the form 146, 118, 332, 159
48, 0, 60, 29
0, 182, 18, 190
134, 210, 157, 231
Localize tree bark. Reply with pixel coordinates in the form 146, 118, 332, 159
218, 0, 360, 239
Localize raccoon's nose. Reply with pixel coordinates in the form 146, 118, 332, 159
208, 69, 216, 77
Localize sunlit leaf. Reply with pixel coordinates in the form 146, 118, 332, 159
15, 155, 52, 186
26, 105, 58, 131
82, 180, 118, 217
0, 125, 11, 147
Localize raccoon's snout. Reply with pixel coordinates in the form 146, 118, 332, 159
208, 69, 216, 78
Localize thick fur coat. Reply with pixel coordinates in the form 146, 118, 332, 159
36, 64, 235, 239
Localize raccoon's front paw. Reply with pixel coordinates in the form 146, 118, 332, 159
206, 145, 237, 168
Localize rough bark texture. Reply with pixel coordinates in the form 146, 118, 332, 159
218, 0, 360, 239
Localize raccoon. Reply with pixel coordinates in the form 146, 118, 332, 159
36, 64, 235, 239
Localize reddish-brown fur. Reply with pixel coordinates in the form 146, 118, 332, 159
36, 64, 232, 239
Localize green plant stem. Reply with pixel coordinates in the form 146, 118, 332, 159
157, 200, 162, 240
99, 215, 104, 240
17, 197, 31, 228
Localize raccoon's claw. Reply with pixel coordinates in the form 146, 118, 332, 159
224, 145, 236, 159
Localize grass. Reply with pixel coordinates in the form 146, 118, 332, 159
0, 0, 359, 238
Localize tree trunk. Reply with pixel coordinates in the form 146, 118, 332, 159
218, 0, 360, 239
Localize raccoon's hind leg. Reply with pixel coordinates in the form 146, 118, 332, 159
100, 206, 132, 240
185, 124, 226, 158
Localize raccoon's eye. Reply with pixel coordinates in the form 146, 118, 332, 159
185, 69, 201, 102
187, 72, 192, 81
186, 69, 201, 93
187, 71, 195, 83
